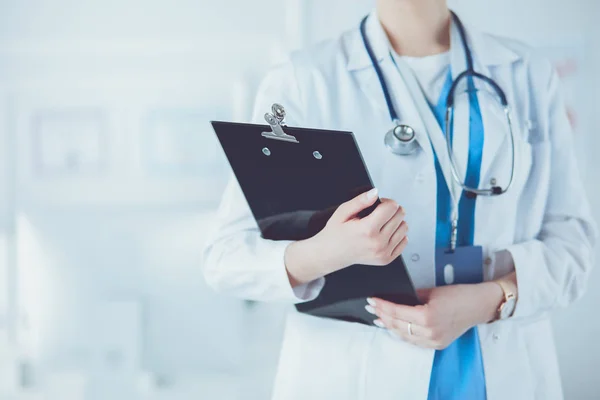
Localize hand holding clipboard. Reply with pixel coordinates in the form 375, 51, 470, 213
286, 188, 409, 276
211, 104, 418, 326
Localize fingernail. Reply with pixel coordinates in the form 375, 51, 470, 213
367, 297, 376, 307
365, 305, 376, 315
365, 188, 378, 201
373, 319, 385, 328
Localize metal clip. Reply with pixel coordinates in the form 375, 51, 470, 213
450, 219, 458, 252
261, 104, 299, 143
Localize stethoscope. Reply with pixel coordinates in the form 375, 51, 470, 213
359, 13, 515, 197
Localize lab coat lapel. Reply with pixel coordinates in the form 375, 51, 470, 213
410, 16, 509, 193
477, 78, 509, 184
448, 19, 470, 188
347, 11, 511, 199
453, 21, 509, 184
388, 17, 477, 204
391, 58, 463, 204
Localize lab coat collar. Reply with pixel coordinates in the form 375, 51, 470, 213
346, 9, 522, 72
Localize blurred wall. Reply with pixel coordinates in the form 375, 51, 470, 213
0, 1, 306, 398
0, 0, 598, 399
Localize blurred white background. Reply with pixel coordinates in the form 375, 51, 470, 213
0, 0, 598, 399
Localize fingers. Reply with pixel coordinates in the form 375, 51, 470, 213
373, 313, 436, 348
350, 199, 408, 266
333, 188, 379, 223
367, 298, 453, 350
377, 315, 426, 337
363, 198, 400, 230
331, 193, 408, 267
379, 205, 406, 240
369, 297, 426, 327
387, 220, 408, 248
389, 235, 409, 260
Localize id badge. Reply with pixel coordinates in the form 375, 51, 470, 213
435, 246, 483, 286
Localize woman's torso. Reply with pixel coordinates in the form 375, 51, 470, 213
267, 15, 562, 400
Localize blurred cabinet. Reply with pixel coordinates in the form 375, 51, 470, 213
14, 87, 232, 208
32, 109, 108, 177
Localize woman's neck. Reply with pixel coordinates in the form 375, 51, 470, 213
376, 0, 451, 57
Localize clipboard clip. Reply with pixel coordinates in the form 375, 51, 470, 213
262, 104, 299, 143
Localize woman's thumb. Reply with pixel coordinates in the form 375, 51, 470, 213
333, 188, 379, 222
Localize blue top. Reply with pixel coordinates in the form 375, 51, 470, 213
426, 71, 487, 400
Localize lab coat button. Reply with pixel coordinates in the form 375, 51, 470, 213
490, 177, 497, 185
411, 253, 420, 262
492, 333, 499, 342
415, 173, 425, 182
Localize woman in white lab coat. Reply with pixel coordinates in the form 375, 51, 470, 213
203, 0, 597, 398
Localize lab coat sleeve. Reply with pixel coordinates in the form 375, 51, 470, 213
202, 61, 326, 302
506, 69, 597, 320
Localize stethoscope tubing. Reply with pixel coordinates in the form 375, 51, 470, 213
360, 12, 516, 197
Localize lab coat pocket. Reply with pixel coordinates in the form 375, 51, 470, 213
489, 133, 535, 198
477, 137, 534, 247
480, 321, 536, 399
519, 318, 563, 399
513, 139, 552, 242
508, 136, 534, 199
363, 330, 435, 400
272, 312, 373, 400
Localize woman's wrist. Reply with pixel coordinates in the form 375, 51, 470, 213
284, 234, 347, 288
471, 281, 505, 325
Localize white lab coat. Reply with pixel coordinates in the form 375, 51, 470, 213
203, 10, 597, 400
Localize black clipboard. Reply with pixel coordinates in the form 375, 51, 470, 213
211, 106, 419, 325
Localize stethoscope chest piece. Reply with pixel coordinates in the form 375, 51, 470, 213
384, 124, 419, 155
